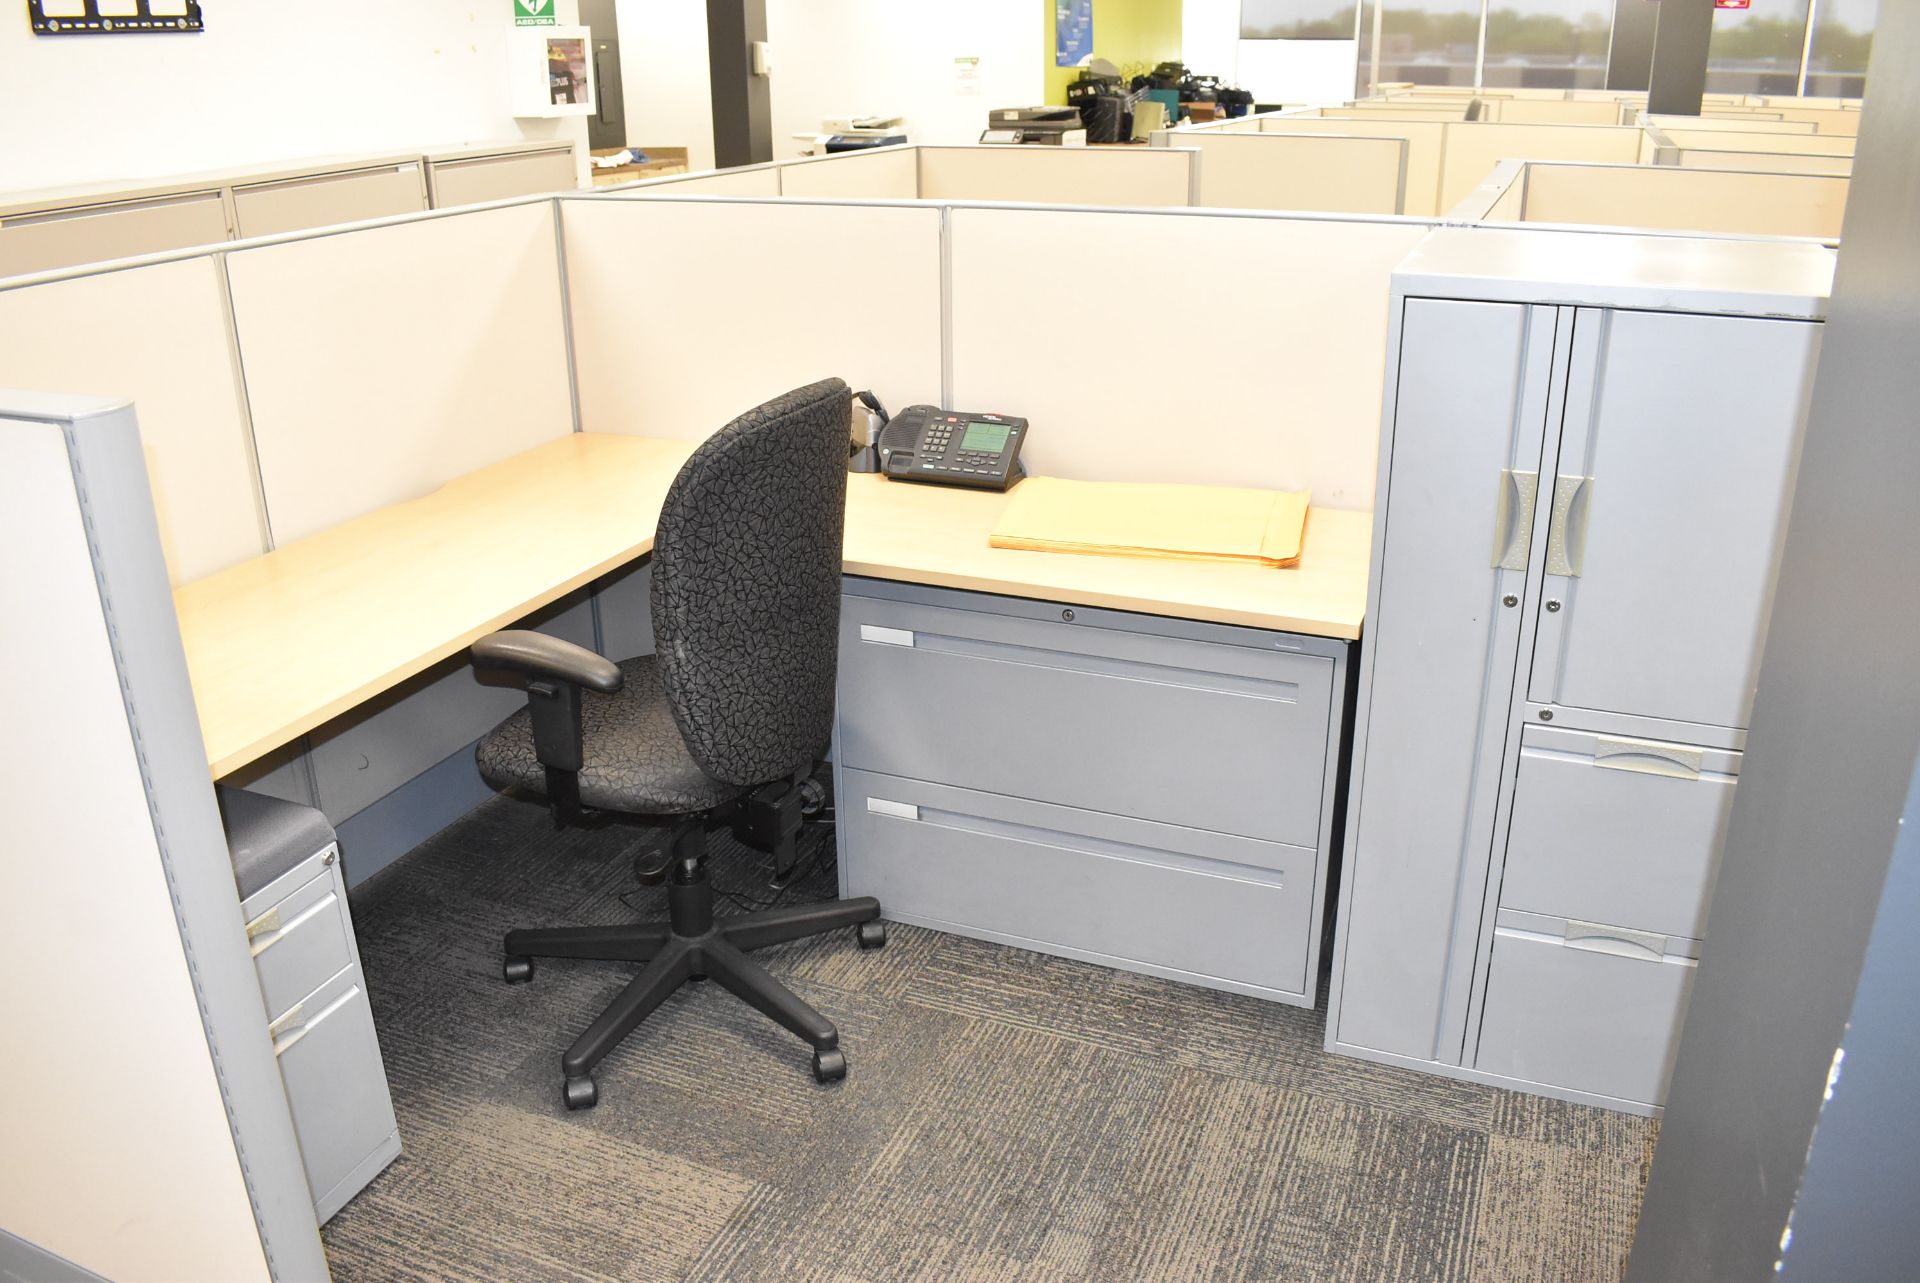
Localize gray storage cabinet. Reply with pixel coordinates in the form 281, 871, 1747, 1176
1325, 229, 1830, 1115
834, 579, 1348, 1006
221, 787, 401, 1222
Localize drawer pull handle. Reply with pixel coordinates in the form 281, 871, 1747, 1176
866, 797, 919, 821
1491, 469, 1538, 571
1593, 737, 1704, 777
268, 1002, 305, 1040
858, 625, 915, 647
245, 907, 281, 940
1545, 475, 1593, 577
1564, 920, 1667, 961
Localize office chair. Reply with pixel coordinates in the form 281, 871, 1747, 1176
469, 377, 884, 1110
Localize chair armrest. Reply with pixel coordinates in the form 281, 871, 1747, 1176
471, 630, 623, 694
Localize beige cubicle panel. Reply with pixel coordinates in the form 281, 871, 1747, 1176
1489, 98, 1628, 126
0, 190, 231, 278
1727, 105, 1860, 136
948, 206, 1433, 509
1, 415, 275, 1283
624, 165, 784, 197
1646, 113, 1817, 135
777, 147, 920, 199
0, 258, 266, 582
1655, 128, 1856, 158
1187, 133, 1406, 214
916, 146, 1194, 208
1672, 149, 1853, 177
231, 161, 429, 238
225, 201, 575, 546
1322, 105, 1470, 122
561, 196, 943, 440
1261, 116, 1447, 216
425, 145, 578, 206
1437, 122, 1643, 210
1518, 164, 1848, 240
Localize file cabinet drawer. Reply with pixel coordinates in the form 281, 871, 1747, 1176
1500, 726, 1738, 941
273, 965, 401, 1222
838, 591, 1335, 848
1474, 915, 1697, 1108
841, 768, 1321, 1003
244, 859, 352, 1024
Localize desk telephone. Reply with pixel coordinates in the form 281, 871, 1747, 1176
868, 401, 1029, 492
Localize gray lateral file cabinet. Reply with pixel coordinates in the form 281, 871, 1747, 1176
221, 787, 401, 1221
834, 579, 1349, 1005
1326, 228, 1833, 1115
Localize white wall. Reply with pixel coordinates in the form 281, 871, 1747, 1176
764, 0, 1044, 159
615, 0, 717, 172
1184, 0, 1360, 104
0, 3, 588, 194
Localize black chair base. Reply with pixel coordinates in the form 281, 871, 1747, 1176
502, 823, 883, 1109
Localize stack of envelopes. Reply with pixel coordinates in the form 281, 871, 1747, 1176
988, 477, 1310, 569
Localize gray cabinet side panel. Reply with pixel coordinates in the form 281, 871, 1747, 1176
1336, 298, 1546, 1061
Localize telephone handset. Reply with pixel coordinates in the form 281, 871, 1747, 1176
876, 404, 1029, 491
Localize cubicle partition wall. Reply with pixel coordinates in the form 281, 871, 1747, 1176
0, 142, 578, 277
1253, 117, 1449, 216
609, 144, 1200, 211
1180, 133, 1408, 214
1432, 122, 1645, 210
1649, 127, 1857, 161
915, 146, 1194, 207
1466, 162, 1848, 241
0, 257, 266, 583
1668, 149, 1853, 177
943, 206, 1429, 507
0, 185, 1439, 879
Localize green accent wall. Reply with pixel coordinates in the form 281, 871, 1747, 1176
1044, 0, 1184, 104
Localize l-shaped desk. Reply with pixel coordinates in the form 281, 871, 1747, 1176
176, 431, 1371, 778
176, 429, 1368, 1019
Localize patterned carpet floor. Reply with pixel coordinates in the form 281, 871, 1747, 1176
322, 795, 1656, 1283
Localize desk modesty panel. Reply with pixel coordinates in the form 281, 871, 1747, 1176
175, 433, 1372, 777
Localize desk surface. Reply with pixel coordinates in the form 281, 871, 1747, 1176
176, 433, 1371, 777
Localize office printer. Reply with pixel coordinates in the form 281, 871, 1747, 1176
793, 115, 908, 156
981, 105, 1087, 146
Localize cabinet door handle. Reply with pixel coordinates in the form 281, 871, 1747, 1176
1545, 475, 1592, 577
1594, 736, 1704, 777
1564, 919, 1668, 961
1491, 469, 1538, 570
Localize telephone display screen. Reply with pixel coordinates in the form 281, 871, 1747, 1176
961, 421, 1011, 453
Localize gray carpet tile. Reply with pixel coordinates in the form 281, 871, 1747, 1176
322, 794, 1656, 1283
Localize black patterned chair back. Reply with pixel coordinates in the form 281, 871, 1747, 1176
650, 378, 851, 787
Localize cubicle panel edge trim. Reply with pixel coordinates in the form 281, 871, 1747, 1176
26, 399, 329, 1279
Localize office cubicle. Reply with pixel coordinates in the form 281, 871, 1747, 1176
0, 184, 1434, 877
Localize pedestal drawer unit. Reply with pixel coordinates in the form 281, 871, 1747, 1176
1325, 228, 1833, 1115
223, 786, 401, 1222
834, 578, 1349, 1006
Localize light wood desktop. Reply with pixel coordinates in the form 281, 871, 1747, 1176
176, 433, 1371, 778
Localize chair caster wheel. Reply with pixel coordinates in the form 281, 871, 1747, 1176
503, 955, 534, 984
563, 1075, 598, 1110
857, 921, 887, 950
812, 1048, 847, 1083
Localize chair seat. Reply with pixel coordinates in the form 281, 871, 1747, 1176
476, 655, 748, 815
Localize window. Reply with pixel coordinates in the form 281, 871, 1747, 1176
1366, 0, 1484, 88
1706, 0, 1813, 96
1806, 0, 1876, 97
1242, 0, 1360, 40
1483, 1, 1613, 91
